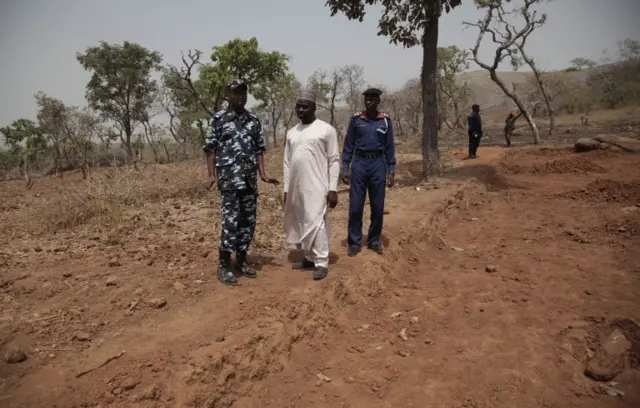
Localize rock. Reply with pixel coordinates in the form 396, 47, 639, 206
106, 276, 118, 286
173, 281, 187, 292
148, 297, 167, 309
316, 373, 331, 382
485, 265, 498, 273
584, 329, 632, 381
73, 331, 91, 341
108, 258, 120, 267
215, 334, 225, 343
618, 227, 627, 233
133, 288, 144, 296
574, 138, 599, 152
62, 272, 72, 278
390, 312, 403, 318
398, 328, 408, 341
451, 246, 464, 252
120, 377, 139, 391
140, 384, 159, 400
4, 348, 27, 364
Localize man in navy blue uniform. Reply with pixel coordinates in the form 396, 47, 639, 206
467, 104, 483, 159
342, 88, 396, 257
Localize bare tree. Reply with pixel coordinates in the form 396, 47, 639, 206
309, 68, 345, 138
342, 64, 366, 112
569, 57, 597, 70
464, 0, 542, 144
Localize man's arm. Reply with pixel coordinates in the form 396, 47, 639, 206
342, 117, 356, 174
203, 116, 221, 177
384, 117, 396, 174
283, 132, 292, 194
253, 117, 268, 179
326, 126, 340, 192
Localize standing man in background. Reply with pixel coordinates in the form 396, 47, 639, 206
283, 90, 340, 281
503, 110, 522, 147
467, 104, 483, 159
342, 88, 396, 257
204, 79, 279, 286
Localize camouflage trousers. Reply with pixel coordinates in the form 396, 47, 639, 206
219, 188, 257, 254
504, 128, 514, 146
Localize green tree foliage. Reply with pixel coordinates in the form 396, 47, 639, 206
324, 0, 462, 177
76, 41, 163, 157
436, 46, 473, 129
253, 73, 300, 147
0, 119, 47, 187
173, 37, 290, 117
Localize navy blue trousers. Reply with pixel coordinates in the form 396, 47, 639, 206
348, 156, 386, 247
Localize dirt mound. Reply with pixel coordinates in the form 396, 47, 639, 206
565, 179, 640, 204
503, 155, 607, 175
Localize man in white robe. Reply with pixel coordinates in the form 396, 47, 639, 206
283, 90, 340, 280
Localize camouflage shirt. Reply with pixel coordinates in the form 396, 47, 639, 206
203, 108, 266, 191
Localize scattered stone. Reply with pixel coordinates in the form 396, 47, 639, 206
120, 377, 139, 391
398, 328, 408, 341
451, 246, 464, 252
618, 227, 627, 233
375, 346, 384, 351
485, 265, 498, 273
73, 331, 91, 342
133, 288, 144, 297
173, 281, 187, 292
410, 316, 419, 323
148, 297, 167, 309
585, 328, 632, 381
62, 272, 72, 278
395, 349, 411, 357
574, 138, 599, 152
4, 348, 27, 364
106, 276, 118, 287
390, 312, 403, 318
316, 373, 331, 382
140, 384, 159, 400
108, 258, 120, 268
215, 334, 225, 343
424, 338, 433, 345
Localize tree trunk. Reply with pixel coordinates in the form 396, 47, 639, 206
421, 14, 440, 178
488, 70, 540, 144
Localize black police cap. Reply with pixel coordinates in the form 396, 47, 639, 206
362, 88, 383, 97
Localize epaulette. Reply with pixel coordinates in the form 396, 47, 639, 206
212, 109, 226, 121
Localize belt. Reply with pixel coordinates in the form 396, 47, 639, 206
355, 150, 383, 159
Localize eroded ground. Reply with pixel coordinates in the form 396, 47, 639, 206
1, 137, 639, 408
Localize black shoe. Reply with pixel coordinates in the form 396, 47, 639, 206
348, 245, 361, 257
235, 252, 257, 279
367, 242, 383, 254
292, 258, 315, 270
218, 251, 237, 286
313, 266, 328, 280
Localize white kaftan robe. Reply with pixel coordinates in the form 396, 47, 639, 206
283, 119, 340, 268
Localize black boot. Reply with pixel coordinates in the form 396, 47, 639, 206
235, 252, 257, 278
217, 250, 237, 286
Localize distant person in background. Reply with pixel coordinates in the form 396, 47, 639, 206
504, 111, 522, 147
467, 104, 483, 159
283, 90, 340, 281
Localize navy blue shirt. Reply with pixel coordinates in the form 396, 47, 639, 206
467, 112, 483, 137
342, 112, 396, 174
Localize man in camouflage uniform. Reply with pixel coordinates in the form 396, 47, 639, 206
203, 79, 279, 286
503, 111, 522, 147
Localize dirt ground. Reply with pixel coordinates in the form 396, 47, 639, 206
1, 127, 639, 407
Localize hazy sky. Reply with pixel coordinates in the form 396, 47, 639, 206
0, 0, 638, 128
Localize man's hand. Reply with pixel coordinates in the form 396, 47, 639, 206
327, 191, 338, 209
341, 172, 350, 185
261, 176, 280, 186
207, 175, 217, 191
387, 173, 395, 188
